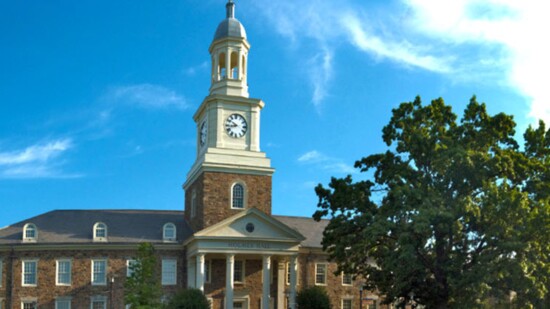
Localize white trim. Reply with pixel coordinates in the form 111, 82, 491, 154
55, 297, 72, 309
90, 295, 107, 309
22, 223, 38, 242
161, 259, 177, 285
56, 259, 72, 286
93, 222, 108, 242
21, 259, 38, 287
126, 259, 137, 277
341, 272, 353, 286
21, 300, 38, 309
341, 298, 353, 309
230, 181, 247, 209
286, 262, 300, 286
233, 259, 245, 284
314, 263, 328, 286
205, 259, 212, 283
91, 259, 107, 286
162, 223, 177, 242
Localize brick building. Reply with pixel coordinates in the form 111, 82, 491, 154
0, 1, 384, 308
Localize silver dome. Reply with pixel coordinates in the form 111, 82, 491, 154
213, 17, 247, 41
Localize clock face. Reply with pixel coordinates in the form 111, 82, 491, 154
200, 120, 208, 146
225, 114, 247, 138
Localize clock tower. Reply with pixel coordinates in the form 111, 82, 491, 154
183, 0, 274, 232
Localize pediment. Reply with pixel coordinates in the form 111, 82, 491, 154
193, 208, 305, 242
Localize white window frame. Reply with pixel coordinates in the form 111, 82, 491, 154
55, 297, 72, 309
21, 259, 38, 287
22, 223, 38, 242
21, 301, 38, 309
342, 272, 353, 286
230, 182, 247, 209
161, 259, 177, 286
93, 222, 108, 242
56, 259, 72, 286
126, 259, 137, 277
234, 260, 245, 284
342, 298, 353, 309
91, 259, 107, 286
90, 296, 107, 309
163, 223, 176, 242
315, 263, 328, 286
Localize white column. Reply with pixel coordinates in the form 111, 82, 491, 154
187, 257, 196, 288
238, 50, 243, 80
262, 255, 271, 309
277, 262, 285, 309
225, 51, 231, 80
196, 254, 205, 292
226, 254, 235, 309
289, 255, 298, 309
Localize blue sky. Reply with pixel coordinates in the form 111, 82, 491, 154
1, 0, 548, 228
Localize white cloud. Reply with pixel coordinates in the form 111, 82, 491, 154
184, 61, 209, 76
402, 0, 550, 124
105, 84, 189, 110
297, 150, 356, 174
250, 0, 451, 109
0, 139, 80, 179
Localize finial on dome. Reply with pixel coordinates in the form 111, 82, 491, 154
226, 0, 235, 19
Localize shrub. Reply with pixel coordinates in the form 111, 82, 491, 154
165, 288, 210, 309
296, 286, 331, 309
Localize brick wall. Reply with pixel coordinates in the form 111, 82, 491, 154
0, 248, 185, 309
185, 171, 272, 231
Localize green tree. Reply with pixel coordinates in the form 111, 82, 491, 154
296, 286, 332, 309
165, 288, 210, 309
313, 96, 550, 308
124, 242, 163, 309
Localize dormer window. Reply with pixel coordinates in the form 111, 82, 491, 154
93, 222, 108, 242
163, 223, 176, 242
23, 223, 38, 242
231, 182, 246, 209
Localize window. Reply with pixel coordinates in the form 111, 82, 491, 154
342, 272, 353, 286
90, 296, 107, 309
233, 302, 244, 309
367, 304, 377, 309
231, 183, 245, 209
93, 222, 107, 241
55, 298, 71, 309
205, 260, 211, 283
0, 259, 3, 287
23, 223, 37, 242
342, 299, 352, 309
286, 262, 299, 285
234, 260, 244, 283
191, 190, 197, 218
91, 259, 107, 285
22, 302, 37, 309
56, 259, 72, 285
315, 263, 327, 285
22, 260, 37, 286
161, 259, 177, 285
127, 259, 137, 277
163, 223, 176, 241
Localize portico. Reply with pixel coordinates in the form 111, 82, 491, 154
184, 208, 305, 309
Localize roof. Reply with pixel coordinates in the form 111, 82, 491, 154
0, 209, 192, 246
274, 215, 329, 248
213, 0, 247, 41
0, 210, 328, 249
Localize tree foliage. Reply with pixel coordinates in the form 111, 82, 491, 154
165, 288, 210, 309
296, 286, 332, 309
313, 96, 550, 308
124, 242, 163, 309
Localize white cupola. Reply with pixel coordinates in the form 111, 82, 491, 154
209, 0, 250, 98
